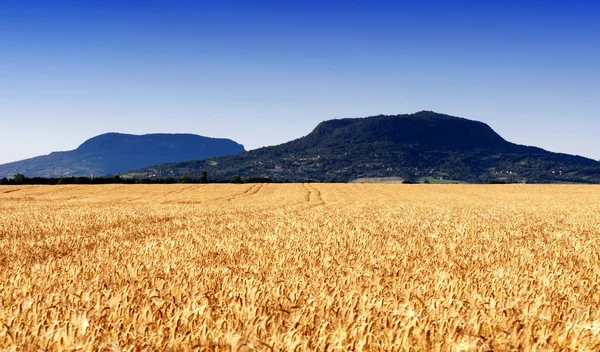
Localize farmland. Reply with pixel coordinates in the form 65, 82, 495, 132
1, 184, 600, 350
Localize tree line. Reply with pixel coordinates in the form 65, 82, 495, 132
0, 173, 279, 185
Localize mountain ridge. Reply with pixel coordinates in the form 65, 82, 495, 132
127, 111, 600, 183
0, 133, 245, 178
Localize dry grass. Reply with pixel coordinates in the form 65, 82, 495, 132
1, 184, 600, 351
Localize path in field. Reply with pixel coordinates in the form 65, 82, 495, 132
301, 183, 325, 208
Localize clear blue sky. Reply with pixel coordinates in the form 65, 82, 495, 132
1, 0, 599, 164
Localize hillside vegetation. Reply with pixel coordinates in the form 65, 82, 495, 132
130, 112, 600, 183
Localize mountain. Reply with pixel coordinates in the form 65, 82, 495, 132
0, 133, 245, 178
127, 112, 600, 184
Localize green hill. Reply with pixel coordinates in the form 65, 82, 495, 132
127, 111, 600, 183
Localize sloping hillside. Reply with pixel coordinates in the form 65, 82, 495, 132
128, 112, 600, 183
0, 133, 245, 177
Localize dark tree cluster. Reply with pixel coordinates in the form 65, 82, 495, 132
0, 173, 279, 186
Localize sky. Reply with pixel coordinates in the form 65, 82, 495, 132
1, 0, 599, 164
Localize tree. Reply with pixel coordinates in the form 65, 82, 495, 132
488, 180, 507, 184
13, 174, 25, 184
177, 176, 192, 183
199, 171, 208, 183
401, 171, 414, 184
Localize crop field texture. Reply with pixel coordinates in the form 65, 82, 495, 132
1, 184, 600, 351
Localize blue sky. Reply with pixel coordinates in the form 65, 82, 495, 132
1, 0, 599, 164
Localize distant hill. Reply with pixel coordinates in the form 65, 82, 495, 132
127, 111, 600, 183
0, 133, 245, 178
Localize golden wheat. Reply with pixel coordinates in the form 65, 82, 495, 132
1, 184, 600, 351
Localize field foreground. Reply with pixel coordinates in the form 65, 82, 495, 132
1, 184, 600, 351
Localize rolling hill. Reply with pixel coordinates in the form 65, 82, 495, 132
0, 133, 245, 178
127, 111, 600, 183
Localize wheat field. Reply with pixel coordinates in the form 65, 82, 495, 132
1, 184, 599, 351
